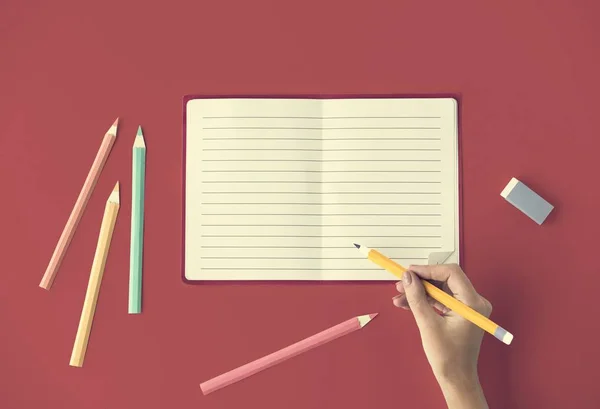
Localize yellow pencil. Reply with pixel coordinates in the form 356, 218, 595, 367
70, 182, 120, 367
354, 243, 513, 345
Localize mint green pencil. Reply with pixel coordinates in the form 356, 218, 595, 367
129, 126, 146, 314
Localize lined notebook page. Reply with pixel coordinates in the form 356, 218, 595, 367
185, 98, 458, 280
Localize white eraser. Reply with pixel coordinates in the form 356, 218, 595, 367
501, 178, 554, 225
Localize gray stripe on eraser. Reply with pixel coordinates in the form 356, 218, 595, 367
500, 178, 554, 225
494, 326, 506, 339
493, 326, 509, 343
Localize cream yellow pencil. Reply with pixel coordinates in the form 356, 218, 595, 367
70, 183, 120, 367
354, 243, 513, 345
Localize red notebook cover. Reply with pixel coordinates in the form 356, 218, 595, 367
181, 94, 462, 283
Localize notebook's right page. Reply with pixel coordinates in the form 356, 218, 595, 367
320, 98, 458, 280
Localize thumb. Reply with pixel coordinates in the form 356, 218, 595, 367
403, 270, 438, 329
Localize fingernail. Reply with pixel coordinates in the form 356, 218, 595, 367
403, 271, 412, 285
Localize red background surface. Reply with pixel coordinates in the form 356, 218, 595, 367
2, 1, 599, 408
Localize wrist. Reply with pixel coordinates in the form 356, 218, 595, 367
438, 367, 479, 390
438, 371, 488, 409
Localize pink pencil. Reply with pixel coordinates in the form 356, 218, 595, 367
200, 313, 378, 395
40, 118, 119, 290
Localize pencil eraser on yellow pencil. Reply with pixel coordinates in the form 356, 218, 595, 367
500, 178, 554, 225
494, 326, 514, 345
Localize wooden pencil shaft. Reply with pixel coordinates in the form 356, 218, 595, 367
423, 282, 497, 334
129, 147, 146, 314
40, 126, 117, 290
70, 198, 119, 367
368, 249, 499, 336
201, 317, 362, 394
219, 321, 351, 383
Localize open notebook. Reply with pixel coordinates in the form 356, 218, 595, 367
184, 97, 459, 281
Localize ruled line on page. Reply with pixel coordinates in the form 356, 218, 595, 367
200, 246, 443, 249
201, 224, 442, 227
200, 257, 430, 260
201, 148, 442, 151
201, 170, 443, 173
202, 213, 443, 216
202, 137, 442, 141
201, 235, 443, 238
203, 116, 442, 119
200, 181, 442, 184
201, 192, 441, 194
203, 127, 441, 130
201, 159, 442, 162
200, 268, 386, 271
201, 203, 441, 205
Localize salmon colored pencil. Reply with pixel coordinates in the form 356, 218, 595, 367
200, 313, 377, 395
40, 118, 119, 290
354, 243, 513, 345
70, 183, 120, 367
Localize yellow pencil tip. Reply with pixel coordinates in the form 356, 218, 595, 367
113, 182, 120, 192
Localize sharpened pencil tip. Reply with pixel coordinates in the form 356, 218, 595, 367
107, 118, 119, 136
369, 313, 378, 319
134, 127, 146, 148
108, 182, 120, 204
353, 243, 360, 249
358, 313, 377, 327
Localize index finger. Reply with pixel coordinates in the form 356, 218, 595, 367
408, 264, 480, 306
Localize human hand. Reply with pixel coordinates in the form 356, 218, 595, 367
393, 264, 491, 408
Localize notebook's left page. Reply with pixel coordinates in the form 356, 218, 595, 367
185, 98, 324, 280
